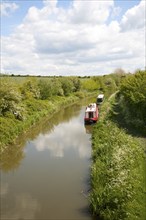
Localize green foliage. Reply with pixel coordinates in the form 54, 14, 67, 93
60, 77, 74, 96
20, 78, 40, 99
0, 73, 124, 150
0, 117, 21, 147
71, 77, 81, 92
90, 120, 145, 220
118, 70, 146, 131
38, 79, 53, 99
81, 78, 99, 91
38, 78, 64, 99
0, 75, 86, 149
0, 79, 25, 120
104, 77, 117, 95
51, 79, 64, 96
74, 91, 85, 98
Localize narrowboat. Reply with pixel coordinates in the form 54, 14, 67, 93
96, 94, 104, 105
84, 103, 99, 124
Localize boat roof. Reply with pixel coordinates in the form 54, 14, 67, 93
85, 103, 97, 112
97, 94, 104, 98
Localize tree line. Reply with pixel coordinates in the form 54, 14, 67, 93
1, 70, 144, 149
0, 73, 124, 121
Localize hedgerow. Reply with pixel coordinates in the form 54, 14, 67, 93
90, 120, 145, 220
118, 70, 146, 132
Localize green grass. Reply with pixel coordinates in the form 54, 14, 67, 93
89, 94, 146, 220
0, 91, 96, 150
0, 95, 80, 150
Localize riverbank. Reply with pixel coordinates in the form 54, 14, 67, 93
0, 92, 97, 151
89, 94, 146, 220
1, 94, 95, 220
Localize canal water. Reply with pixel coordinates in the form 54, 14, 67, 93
0, 98, 96, 220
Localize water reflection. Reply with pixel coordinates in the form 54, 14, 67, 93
0, 103, 83, 172
0, 182, 9, 197
0, 100, 92, 172
1, 189, 40, 220
0, 144, 25, 172
84, 125, 93, 134
0, 97, 96, 220
32, 118, 91, 158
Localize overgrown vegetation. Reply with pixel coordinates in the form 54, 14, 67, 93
90, 120, 145, 220
89, 74, 146, 220
116, 70, 146, 133
1, 70, 145, 219
0, 73, 123, 150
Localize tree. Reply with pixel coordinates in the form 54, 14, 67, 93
119, 70, 146, 129
60, 78, 74, 96
20, 78, 40, 99
81, 78, 98, 91
38, 79, 52, 100
0, 79, 24, 120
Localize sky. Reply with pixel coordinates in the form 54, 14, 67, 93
1, 0, 146, 76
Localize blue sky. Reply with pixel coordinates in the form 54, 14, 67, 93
1, 0, 141, 36
1, 0, 145, 76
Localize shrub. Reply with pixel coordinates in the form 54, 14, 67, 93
90, 120, 145, 220
118, 70, 146, 131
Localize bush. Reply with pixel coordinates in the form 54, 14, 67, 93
118, 70, 146, 131
90, 120, 145, 220
60, 77, 74, 96
0, 80, 25, 120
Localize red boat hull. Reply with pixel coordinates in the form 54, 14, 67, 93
84, 105, 99, 124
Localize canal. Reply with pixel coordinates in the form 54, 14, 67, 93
0, 98, 96, 220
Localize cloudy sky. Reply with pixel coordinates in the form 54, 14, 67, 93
1, 0, 145, 76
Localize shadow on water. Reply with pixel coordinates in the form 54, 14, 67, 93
78, 205, 103, 220
84, 124, 94, 135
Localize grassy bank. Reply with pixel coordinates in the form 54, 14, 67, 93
0, 94, 83, 150
0, 90, 98, 151
0, 73, 123, 150
89, 95, 146, 220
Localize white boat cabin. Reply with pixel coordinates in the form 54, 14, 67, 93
85, 103, 97, 119
96, 94, 104, 104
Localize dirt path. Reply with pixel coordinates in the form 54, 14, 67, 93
99, 91, 118, 121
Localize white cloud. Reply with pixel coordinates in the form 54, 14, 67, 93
68, 0, 114, 24
111, 6, 122, 18
0, 2, 19, 16
43, 0, 57, 8
33, 119, 91, 158
1, 0, 145, 75
1, 193, 40, 219
120, 0, 145, 31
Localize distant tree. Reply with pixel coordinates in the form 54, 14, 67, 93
60, 78, 74, 96
71, 77, 81, 92
114, 68, 126, 75
81, 78, 98, 91
21, 78, 40, 99
50, 79, 64, 96
38, 79, 52, 99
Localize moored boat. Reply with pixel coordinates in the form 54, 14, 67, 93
96, 94, 104, 105
84, 103, 99, 124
